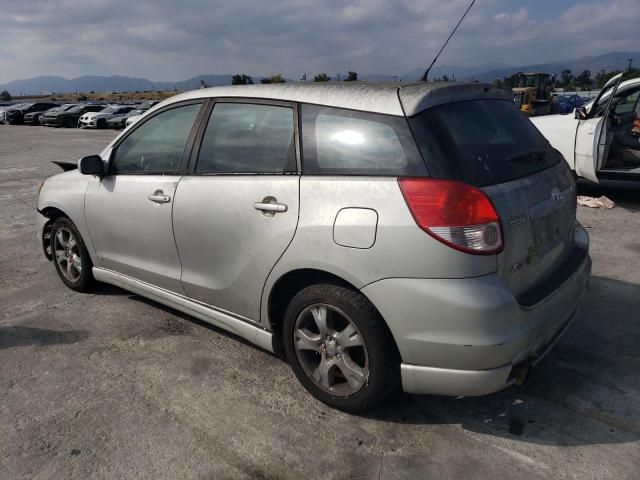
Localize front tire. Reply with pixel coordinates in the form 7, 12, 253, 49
283, 284, 399, 413
50, 217, 94, 292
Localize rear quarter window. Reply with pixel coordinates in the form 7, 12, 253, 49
409, 99, 558, 186
301, 104, 426, 176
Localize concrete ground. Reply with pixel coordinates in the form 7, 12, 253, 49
0, 125, 639, 479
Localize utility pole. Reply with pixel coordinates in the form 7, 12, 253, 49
627, 58, 633, 71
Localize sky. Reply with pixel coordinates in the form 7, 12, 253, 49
0, 0, 638, 83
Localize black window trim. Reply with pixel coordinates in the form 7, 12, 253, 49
106, 98, 208, 176
187, 97, 301, 176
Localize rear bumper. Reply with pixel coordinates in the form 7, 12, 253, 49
400, 302, 579, 396
361, 225, 591, 397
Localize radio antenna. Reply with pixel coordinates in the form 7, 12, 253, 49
422, 0, 476, 82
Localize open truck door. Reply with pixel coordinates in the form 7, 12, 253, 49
574, 73, 624, 183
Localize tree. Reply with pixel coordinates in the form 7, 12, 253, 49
232, 74, 254, 85
314, 73, 330, 82
560, 69, 573, 87
0, 90, 11, 101
345, 71, 358, 82
575, 70, 592, 89
260, 74, 286, 84
442, 74, 450, 82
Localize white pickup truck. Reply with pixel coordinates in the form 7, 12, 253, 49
531, 73, 640, 182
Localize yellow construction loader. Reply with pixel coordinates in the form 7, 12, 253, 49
512, 72, 554, 116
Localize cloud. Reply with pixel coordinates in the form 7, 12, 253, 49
0, 0, 638, 83
493, 7, 529, 28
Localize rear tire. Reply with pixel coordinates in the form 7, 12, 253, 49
50, 217, 94, 292
283, 284, 399, 413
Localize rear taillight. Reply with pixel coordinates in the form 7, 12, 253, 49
398, 177, 503, 255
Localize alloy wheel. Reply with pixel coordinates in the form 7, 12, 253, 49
293, 303, 369, 397
53, 227, 82, 282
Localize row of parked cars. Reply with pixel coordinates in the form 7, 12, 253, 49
0, 100, 158, 129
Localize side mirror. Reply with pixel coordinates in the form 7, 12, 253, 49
78, 155, 105, 175
574, 106, 588, 120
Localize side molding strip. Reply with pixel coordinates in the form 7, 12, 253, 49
93, 267, 275, 353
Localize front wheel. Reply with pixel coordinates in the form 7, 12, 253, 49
50, 217, 94, 291
283, 284, 399, 413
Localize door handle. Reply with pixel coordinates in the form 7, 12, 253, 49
254, 202, 287, 213
254, 197, 287, 214
148, 191, 171, 204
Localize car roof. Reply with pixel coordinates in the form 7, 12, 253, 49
150, 82, 511, 117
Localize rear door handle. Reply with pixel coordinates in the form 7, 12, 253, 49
148, 191, 171, 204
254, 200, 287, 213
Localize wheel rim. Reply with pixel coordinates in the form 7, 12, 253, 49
53, 227, 82, 282
293, 303, 369, 397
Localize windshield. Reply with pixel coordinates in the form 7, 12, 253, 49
409, 99, 558, 187
100, 106, 118, 114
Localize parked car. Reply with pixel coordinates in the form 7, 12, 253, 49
107, 101, 159, 129
551, 94, 589, 115
532, 73, 640, 182
41, 104, 105, 128
79, 105, 136, 129
2, 102, 59, 124
124, 113, 144, 128
24, 104, 76, 126
0, 104, 24, 124
37, 83, 590, 412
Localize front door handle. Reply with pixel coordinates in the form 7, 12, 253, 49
148, 190, 171, 204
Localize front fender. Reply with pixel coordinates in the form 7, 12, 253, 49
37, 171, 99, 266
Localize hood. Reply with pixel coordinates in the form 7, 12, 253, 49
81, 111, 103, 120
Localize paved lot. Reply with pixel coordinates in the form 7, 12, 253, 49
1, 125, 639, 479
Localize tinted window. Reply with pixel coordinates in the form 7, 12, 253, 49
409, 100, 557, 186
196, 103, 295, 174
110, 102, 202, 175
301, 104, 425, 176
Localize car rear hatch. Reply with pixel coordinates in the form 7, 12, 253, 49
406, 93, 578, 299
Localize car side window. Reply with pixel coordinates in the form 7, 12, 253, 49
195, 102, 295, 174
613, 89, 640, 115
300, 104, 425, 176
110, 103, 202, 175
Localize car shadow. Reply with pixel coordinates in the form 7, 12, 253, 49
0, 326, 90, 350
88, 274, 640, 448
577, 178, 640, 212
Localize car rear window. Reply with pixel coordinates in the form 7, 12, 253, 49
409, 99, 558, 186
301, 104, 426, 176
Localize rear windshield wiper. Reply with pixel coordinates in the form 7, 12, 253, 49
505, 150, 547, 164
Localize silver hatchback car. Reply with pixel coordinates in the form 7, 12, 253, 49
37, 83, 591, 412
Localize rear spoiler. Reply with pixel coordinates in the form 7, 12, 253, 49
52, 160, 77, 171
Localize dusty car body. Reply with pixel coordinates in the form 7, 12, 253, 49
37, 82, 591, 412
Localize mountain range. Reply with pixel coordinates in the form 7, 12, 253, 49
1, 51, 637, 95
